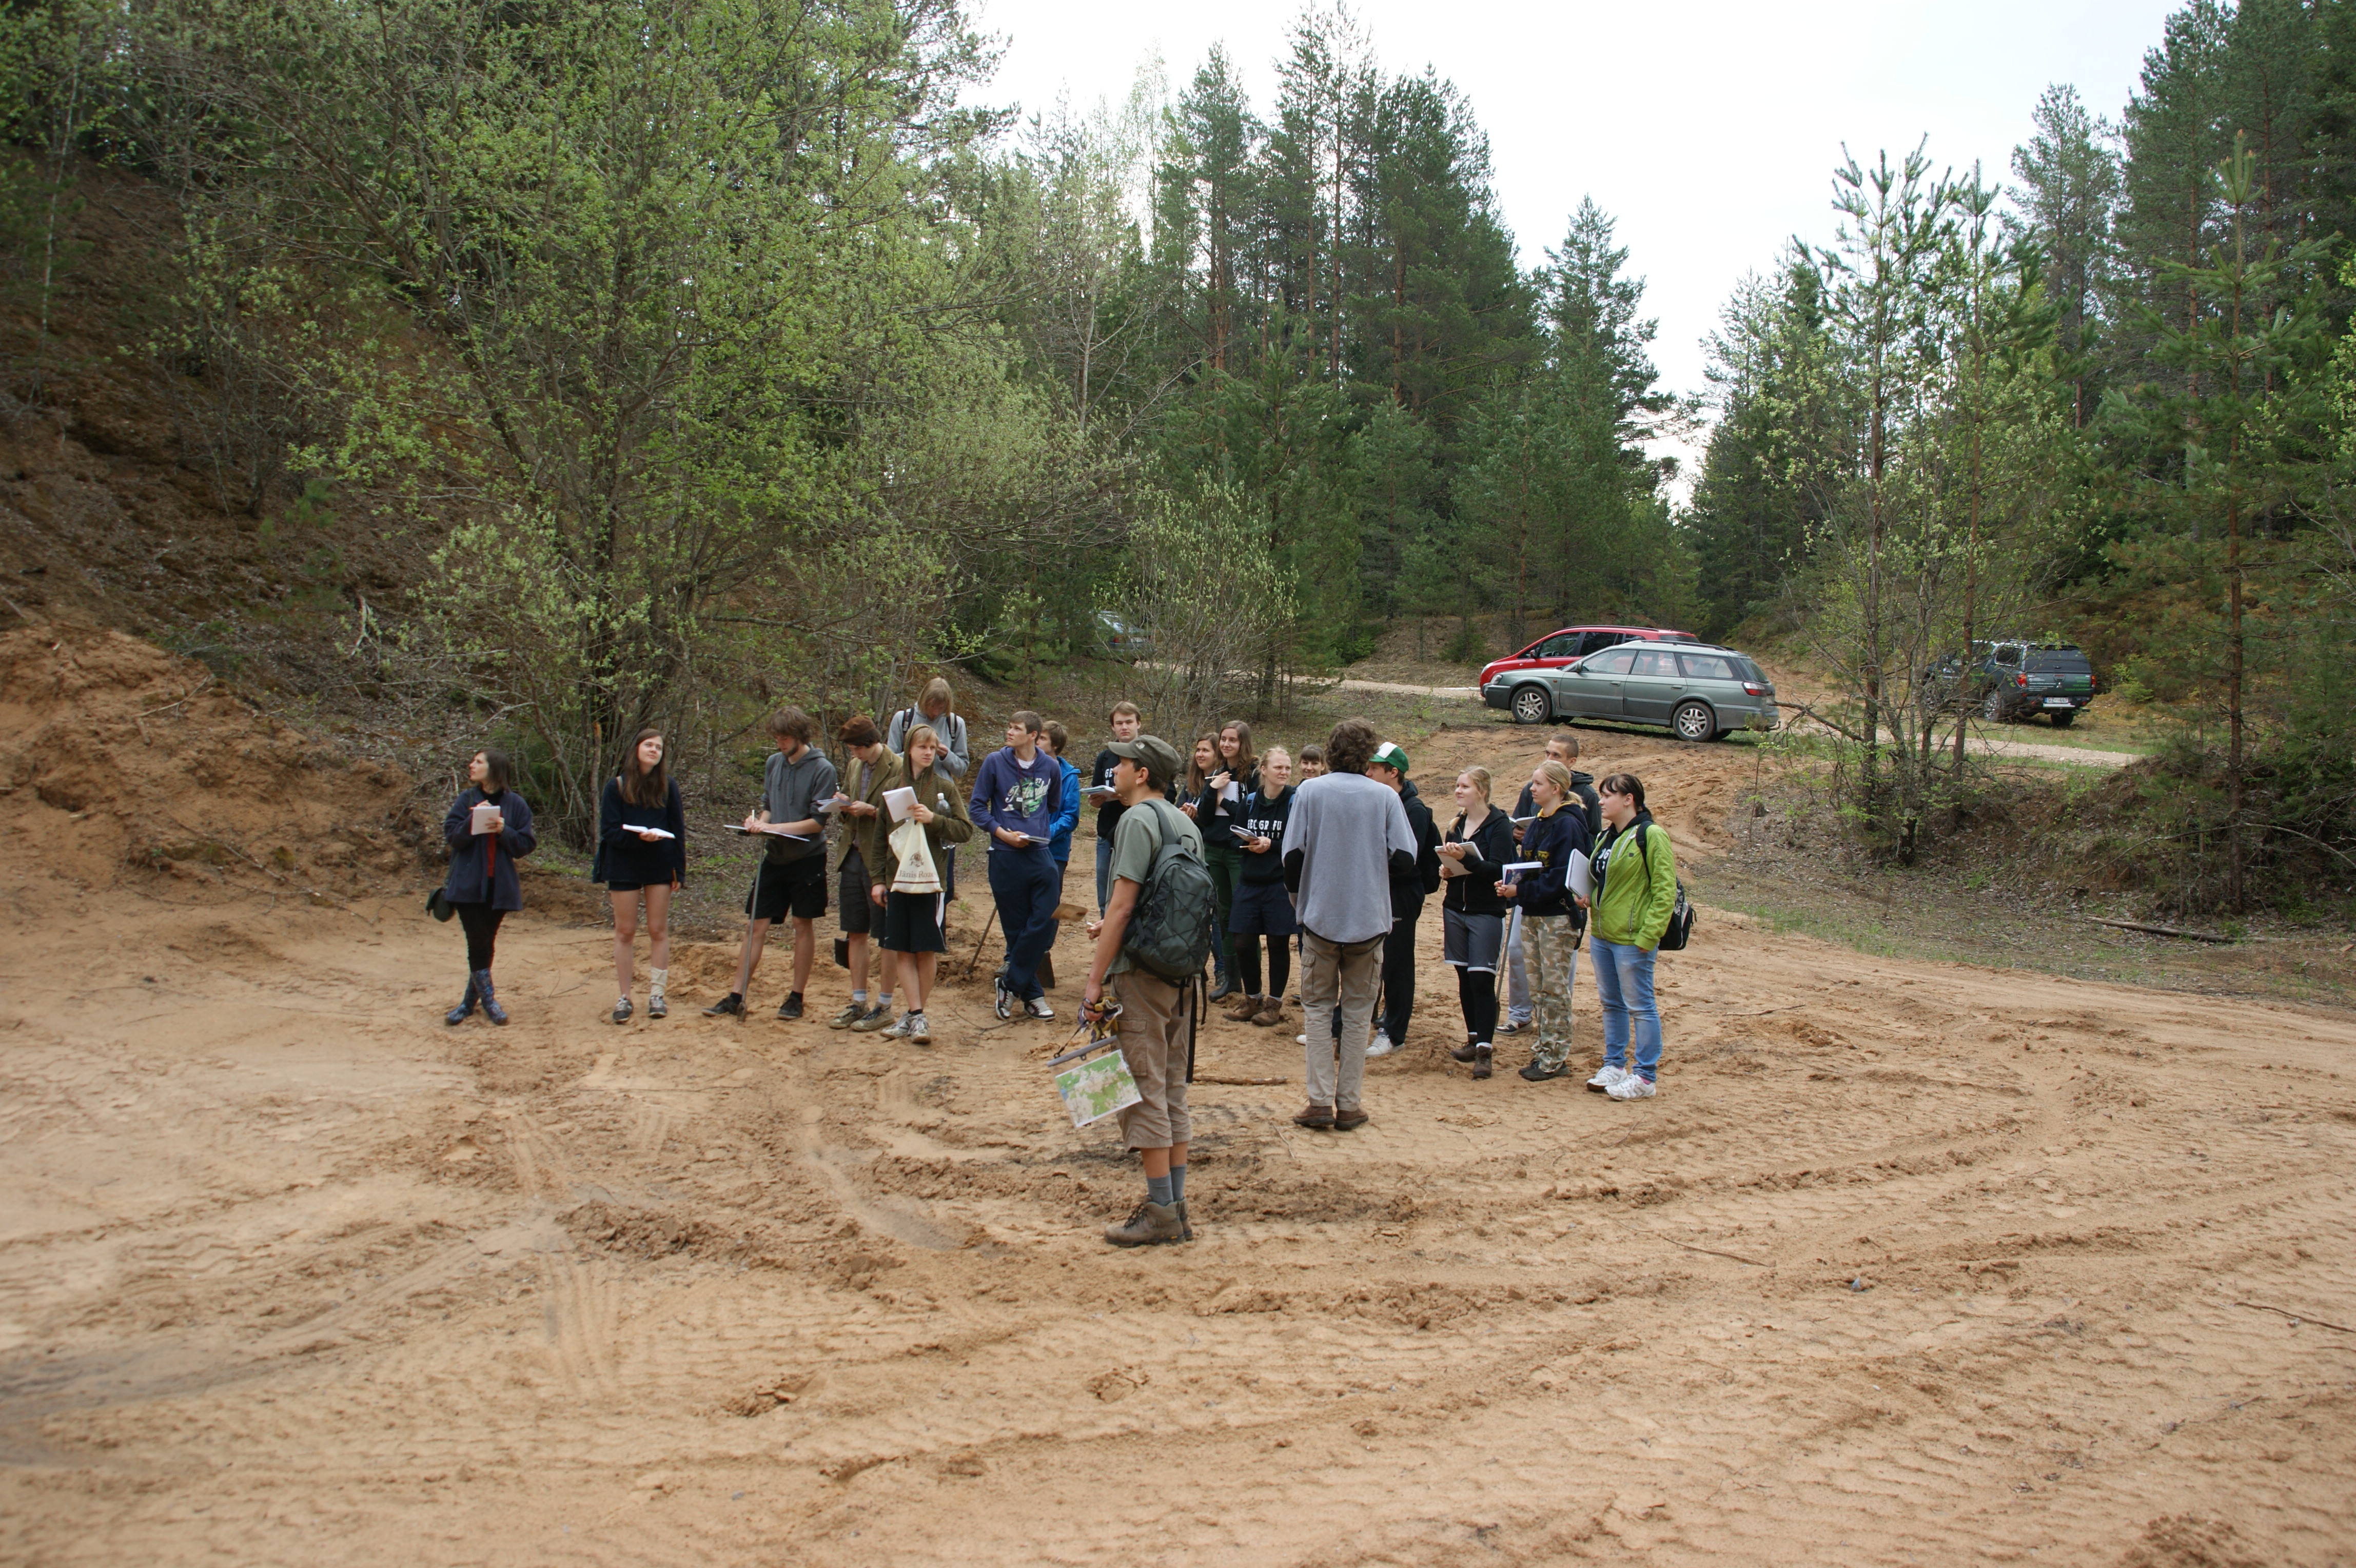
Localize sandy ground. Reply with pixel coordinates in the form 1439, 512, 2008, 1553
2, 722, 2353, 1567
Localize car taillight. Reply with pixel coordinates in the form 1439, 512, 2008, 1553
2015, 673, 2028, 688
1742, 681, 1765, 696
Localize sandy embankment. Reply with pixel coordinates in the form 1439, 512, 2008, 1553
0, 631, 2350, 1565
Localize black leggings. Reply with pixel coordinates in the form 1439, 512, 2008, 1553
455, 903, 506, 971
1230, 933, 1290, 999
1455, 964, 1499, 1045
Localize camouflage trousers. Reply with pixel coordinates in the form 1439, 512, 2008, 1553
1524, 913, 1582, 1071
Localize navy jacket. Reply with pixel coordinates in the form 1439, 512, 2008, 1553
1441, 807, 1516, 917
593, 776, 686, 887
443, 788, 537, 911
1511, 805, 1593, 919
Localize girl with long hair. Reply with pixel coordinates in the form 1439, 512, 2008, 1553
441, 747, 537, 1026
1196, 720, 1258, 999
1437, 766, 1515, 1078
593, 727, 686, 1024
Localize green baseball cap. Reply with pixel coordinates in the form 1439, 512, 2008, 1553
1108, 734, 1184, 788
1369, 741, 1410, 774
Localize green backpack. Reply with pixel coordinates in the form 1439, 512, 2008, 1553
1121, 798, 1219, 981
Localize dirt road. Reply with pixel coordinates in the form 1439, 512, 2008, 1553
1331, 676, 2148, 769
2, 721, 2350, 1566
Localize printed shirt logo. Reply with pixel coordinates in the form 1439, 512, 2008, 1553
1005, 773, 1049, 820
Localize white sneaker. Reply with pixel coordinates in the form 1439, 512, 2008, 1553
1295, 1033, 1308, 1045
1364, 1033, 1398, 1059
907, 1012, 931, 1044
1606, 1073, 1657, 1100
881, 1013, 915, 1039
1024, 995, 1055, 1020
1586, 1064, 1627, 1093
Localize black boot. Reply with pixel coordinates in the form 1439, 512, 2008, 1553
476, 969, 508, 1026
445, 973, 479, 1026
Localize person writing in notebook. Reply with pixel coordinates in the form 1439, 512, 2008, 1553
440, 746, 537, 1027
705, 708, 835, 1022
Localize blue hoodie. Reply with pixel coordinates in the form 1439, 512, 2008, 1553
969, 744, 1062, 853
1048, 756, 1081, 864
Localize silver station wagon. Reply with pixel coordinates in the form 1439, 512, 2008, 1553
1488, 641, 1780, 741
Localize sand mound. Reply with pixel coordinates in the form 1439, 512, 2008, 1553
0, 623, 416, 892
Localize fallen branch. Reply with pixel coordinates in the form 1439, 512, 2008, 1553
2236, 1300, 2355, 1334
1192, 1074, 1289, 1086
1663, 1238, 1770, 1267
2084, 916, 2233, 944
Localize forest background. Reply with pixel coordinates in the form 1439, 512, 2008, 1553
1, 0, 2351, 919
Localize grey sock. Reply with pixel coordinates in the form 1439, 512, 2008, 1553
1168, 1166, 1186, 1204
852, 989, 867, 1005
1146, 1173, 1174, 1208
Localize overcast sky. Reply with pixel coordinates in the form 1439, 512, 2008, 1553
966, 0, 2182, 484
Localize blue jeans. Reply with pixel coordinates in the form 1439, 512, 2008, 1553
1095, 836, 1114, 913
1589, 935, 1661, 1080
988, 847, 1060, 1001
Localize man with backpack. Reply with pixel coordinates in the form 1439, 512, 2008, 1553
1280, 718, 1418, 1132
1082, 734, 1208, 1248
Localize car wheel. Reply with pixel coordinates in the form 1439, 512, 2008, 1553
1981, 690, 2008, 723
2049, 710, 2075, 729
1672, 700, 1715, 742
1510, 684, 1552, 726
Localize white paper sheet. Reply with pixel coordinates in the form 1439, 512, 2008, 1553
626, 826, 676, 840
883, 785, 919, 822
470, 801, 502, 836
1568, 851, 1594, 899
1500, 860, 1542, 875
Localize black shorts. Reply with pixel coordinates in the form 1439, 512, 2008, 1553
881, 890, 946, 954
748, 855, 826, 922
1227, 877, 1298, 938
606, 880, 662, 893
1443, 906, 1504, 972
838, 856, 873, 935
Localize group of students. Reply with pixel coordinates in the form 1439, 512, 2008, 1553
431, 689, 1681, 1245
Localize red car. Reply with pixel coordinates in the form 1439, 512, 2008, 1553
1479, 625, 1698, 703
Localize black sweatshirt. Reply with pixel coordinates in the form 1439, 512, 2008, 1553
593, 776, 686, 887
1090, 748, 1177, 841
1235, 784, 1296, 885
1440, 807, 1516, 917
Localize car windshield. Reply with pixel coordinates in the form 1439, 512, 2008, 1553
2025, 650, 2091, 674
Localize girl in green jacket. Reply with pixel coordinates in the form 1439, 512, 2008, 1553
1579, 772, 1678, 1101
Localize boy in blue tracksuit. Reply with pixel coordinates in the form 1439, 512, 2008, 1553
970, 710, 1066, 1020
1039, 721, 1084, 986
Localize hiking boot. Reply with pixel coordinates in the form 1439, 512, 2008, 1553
1471, 1045, 1493, 1080
1332, 1106, 1369, 1132
1607, 1073, 1658, 1101
828, 1001, 864, 1029
1208, 972, 1238, 1002
850, 1003, 895, 1032
1450, 1038, 1478, 1063
778, 992, 804, 1021
1586, 1063, 1627, 1093
1519, 1060, 1570, 1082
1292, 1103, 1336, 1130
1250, 997, 1287, 1028
1175, 1198, 1194, 1242
1024, 995, 1055, 1021
477, 971, 507, 1027
1104, 1201, 1184, 1248
1224, 992, 1263, 1022
611, 996, 633, 1026
445, 974, 479, 1027
703, 992, 745, 1018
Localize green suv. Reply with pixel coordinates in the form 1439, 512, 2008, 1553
1926, 641, 2098, 727
1500, 640, 1779, 741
